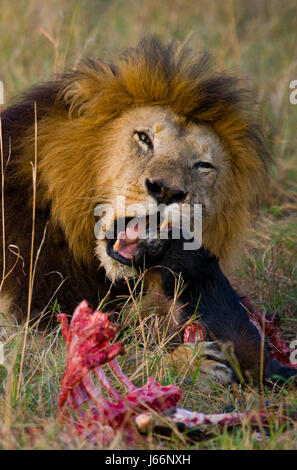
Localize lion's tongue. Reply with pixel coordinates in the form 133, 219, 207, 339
116, 218, 146, 260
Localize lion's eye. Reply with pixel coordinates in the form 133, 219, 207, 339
135, 131, 153, 149
193, 161, 214, 170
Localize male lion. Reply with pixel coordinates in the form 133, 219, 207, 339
0, 38, 271, 382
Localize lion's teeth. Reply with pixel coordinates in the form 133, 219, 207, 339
160, 218, 168, 230
114, 239, 120, 251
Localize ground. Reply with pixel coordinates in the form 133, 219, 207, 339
0, 0, 296, 450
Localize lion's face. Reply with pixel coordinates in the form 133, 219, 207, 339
95, 106, 230, 281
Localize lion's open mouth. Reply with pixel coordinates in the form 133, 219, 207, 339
106, 216, 146, 266
106, 214, 170, 266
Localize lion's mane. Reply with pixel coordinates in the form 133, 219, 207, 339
1, 38, 271, 318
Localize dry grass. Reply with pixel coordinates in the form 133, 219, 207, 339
0, 0, 297, 450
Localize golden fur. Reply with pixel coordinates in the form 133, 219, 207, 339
1, 38, 270, 318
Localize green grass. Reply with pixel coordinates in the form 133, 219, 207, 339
0, 0, 297, 450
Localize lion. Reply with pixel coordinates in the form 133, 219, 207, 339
0, 38, 271, 384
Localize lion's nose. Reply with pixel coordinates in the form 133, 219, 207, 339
145, 178, 188, 205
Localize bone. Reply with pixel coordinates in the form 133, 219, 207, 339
135, 412, 153, 432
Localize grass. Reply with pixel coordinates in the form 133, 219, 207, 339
0, 0, 297, 450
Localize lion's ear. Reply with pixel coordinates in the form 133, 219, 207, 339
58, 59, 119, 118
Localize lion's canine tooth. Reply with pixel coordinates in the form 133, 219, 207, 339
114, 239, 120, 251
160, 218, 168, 231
